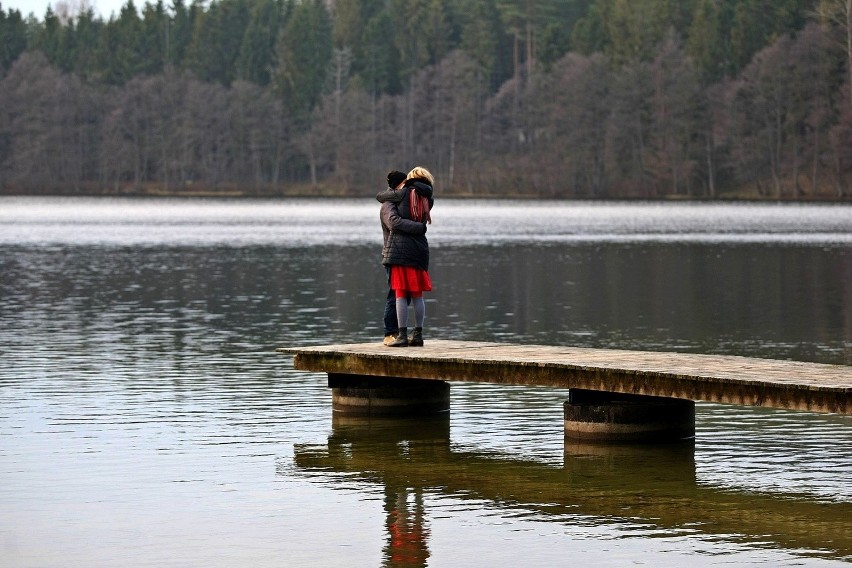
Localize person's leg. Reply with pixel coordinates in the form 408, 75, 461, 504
395, 294, 409, 329
388, 290, 410, 347
383, 287, 398, 341
410, 293, 425, 347
383, 266, 399, 344
412, 294, 425, 328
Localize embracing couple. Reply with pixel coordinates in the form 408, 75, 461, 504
377, 166, 434, 348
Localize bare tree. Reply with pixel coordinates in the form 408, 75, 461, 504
607, 59, 653, 197
0, 52, 96, 191
549, 53, 614, 197
418, 51, 481, 191
647, 35, 705, 197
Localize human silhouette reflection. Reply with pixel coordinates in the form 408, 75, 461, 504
383, 485, 429, 567
326, 414, 449, 568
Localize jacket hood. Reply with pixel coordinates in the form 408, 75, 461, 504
407, 179, 433, 199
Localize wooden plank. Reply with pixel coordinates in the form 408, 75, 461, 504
278, 340, 852, 415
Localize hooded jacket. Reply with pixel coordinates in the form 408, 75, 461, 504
377, 180, 433, 270
376, 179, 434, 219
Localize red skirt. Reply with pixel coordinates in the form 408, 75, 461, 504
390, 265, 432, 292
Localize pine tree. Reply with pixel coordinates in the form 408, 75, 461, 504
274, 0, 332, 120
185, 0, 251, 85
459, 0, 510, 90
70, 8, 103, 78
0, 5, 29, 72
360, 8, 402, 95
686, 0, 730, 82
236, 0, 286, 86
168, 0, 194, 68
31, 6, 63, 64
139, 0, 169, 75
97, 0, 146, 84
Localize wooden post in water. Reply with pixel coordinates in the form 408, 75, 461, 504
328, 373, 450, 416
564, 389, 695, 442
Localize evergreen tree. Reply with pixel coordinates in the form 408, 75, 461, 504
274, 0, 332, 120
97, 0, 146, 84
236, 0, 286, 86
459, 0, 510, 90
54, 12, 77, 71
686, 0, 732, 83
168, 0, 194, 67
571, 0, 609, 54
139, 0, 169, 75
389, 0, 455, 81
332, 0, 363, 50
730, 0, 818, 73
0, 4, 28, 72
604, 0, 694, 64
185, 0, 251, 85
497, 0, 567, 77
360, 8, 402, 95
815, 0, 852, 111
31, 6, 63, 64
70, 8, 103, 78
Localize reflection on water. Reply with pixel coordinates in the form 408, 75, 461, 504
1, 198, 851, 567
321, 417, 450, 568
294, 415, 852, 567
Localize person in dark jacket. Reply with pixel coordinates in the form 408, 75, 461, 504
377, 166, 434, 347
377, 170, 436, 345
379, 170, 409, 345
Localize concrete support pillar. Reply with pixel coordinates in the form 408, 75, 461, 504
328, 373, 450, 416
564, 389, 695, 443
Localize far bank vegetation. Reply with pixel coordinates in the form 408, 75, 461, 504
1, 0, 851, 199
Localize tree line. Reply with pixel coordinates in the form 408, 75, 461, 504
1, 0, 851, 199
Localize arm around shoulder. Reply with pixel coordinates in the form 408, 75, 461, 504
381, 202, 426, 235
376, 188, 403, 203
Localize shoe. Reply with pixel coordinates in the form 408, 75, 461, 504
383, 332, 398, 346
388, 328, 408, 347
409, 327, 424, 347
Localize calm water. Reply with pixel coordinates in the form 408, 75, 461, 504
1, 197, 851, 567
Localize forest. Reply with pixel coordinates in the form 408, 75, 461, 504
1, 0, 851, 199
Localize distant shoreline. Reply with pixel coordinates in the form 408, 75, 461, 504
1, 188, 849, 203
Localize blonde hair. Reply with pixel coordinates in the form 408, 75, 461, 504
407, 166, 434, 186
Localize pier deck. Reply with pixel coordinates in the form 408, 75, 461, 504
280, 340, 852, 414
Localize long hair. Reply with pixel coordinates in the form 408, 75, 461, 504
409, 190, 431, 224
407, 166, 433, 224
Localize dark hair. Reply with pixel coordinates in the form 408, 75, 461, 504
387, 170, 406, 188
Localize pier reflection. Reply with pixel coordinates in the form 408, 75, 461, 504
293, 415, 852, 564
328, 415, 449, 567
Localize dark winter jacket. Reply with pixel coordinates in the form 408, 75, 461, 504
379, 198, 429, 271
376, 179, 434, 219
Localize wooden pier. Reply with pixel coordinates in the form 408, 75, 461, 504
281, 340, 851, 415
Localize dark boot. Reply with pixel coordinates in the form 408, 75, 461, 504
388, 327, 408, 347
409, 327, 424, 347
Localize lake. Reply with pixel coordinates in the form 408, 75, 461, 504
1, 197, 850, 567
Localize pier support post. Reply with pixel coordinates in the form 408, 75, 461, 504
564, 389, 695, 443
328, 373, 450, 416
